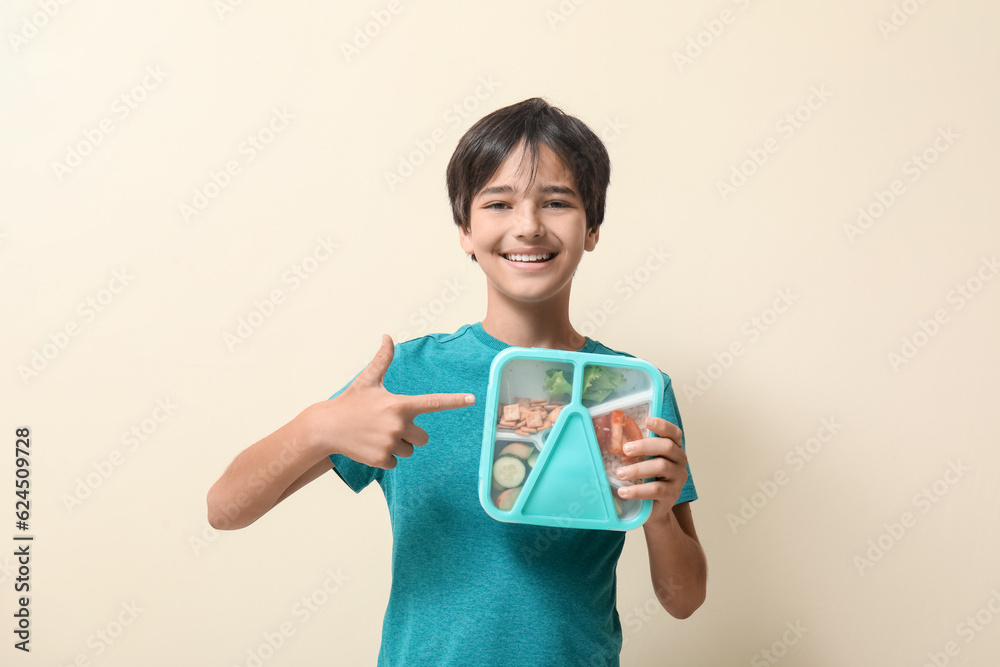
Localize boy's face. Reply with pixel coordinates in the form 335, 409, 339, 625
458, 142, 599, 306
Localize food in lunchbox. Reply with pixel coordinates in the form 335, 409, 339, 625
542, 368, 573, 399
541, 364, 627, 406
490, 361, 648, 518
610, 410, 624, 455
495, 486, 521, 511
496, 364, 627, 436
497, 442, 533, 460
491, 441, 538, 511
622, 416, 643, 453
592, 412, 611, 450
580, 365, 626, 405
592, 410, 643, 460
496, 397, 563, 435
593, 408, 645, 490
492, 455, 527, 489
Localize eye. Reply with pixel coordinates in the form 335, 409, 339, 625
484, 201, 511, 210
544, 200, 572, 208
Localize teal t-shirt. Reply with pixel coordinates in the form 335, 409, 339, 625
327, 322, 697, 666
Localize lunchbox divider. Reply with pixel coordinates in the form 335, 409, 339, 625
518, 403, 612, 522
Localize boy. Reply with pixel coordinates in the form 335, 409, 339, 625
207, 97, 707, 666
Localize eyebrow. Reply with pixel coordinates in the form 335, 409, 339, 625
477, 184, 579, 198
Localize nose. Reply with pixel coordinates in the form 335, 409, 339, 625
513, 202, 544, 237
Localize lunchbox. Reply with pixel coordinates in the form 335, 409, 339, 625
478, 346, 664, 531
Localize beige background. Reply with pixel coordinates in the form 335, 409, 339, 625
3, 1, 999, 665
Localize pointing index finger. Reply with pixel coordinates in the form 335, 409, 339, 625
401, 392, 476, 416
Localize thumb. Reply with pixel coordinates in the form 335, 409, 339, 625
355, 334, 394, 388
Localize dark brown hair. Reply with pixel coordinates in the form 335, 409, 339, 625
445, 97, 611, 233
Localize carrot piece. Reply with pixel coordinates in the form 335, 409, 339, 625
621, 416, 644, 463
592, 413, 611, 453
609, 410, 624, 455
622, 416, 643, 444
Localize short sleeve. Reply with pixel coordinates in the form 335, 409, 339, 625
326, 371, 384, 494
660, 372, 698, 504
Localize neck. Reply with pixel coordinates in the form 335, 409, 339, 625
480, 283, 586, 351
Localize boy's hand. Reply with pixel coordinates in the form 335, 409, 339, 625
613, 416, 687, 524
308, 334, 476, 469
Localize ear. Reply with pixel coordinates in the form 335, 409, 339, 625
584, 224, 600, 252
457, 223, 475, 255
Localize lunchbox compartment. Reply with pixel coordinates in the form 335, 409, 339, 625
490, 432, 544, 511
493, 358, 572, 440
578, 362, 654, 407
588, 398, 654, 489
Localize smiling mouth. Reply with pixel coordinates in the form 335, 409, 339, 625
500, 252, 556, 263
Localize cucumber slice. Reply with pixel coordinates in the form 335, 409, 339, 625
527, 451, 539, 468
496, 486, 521, 511
492, 455, 527, 488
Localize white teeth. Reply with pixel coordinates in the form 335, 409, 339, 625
504, 253, 553, 263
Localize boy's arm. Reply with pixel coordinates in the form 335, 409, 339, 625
206, 405, 331, 530
276, 457, 335, 504
206, 335, 476, 530
615, 415, 707, 618
642, 502, 707, 619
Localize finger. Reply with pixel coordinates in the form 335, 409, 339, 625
644, 416, 683, 443
400, 423, 430, 448
391, 439, 415, 460
617, 479, 680, 501
622, 436, 686, 464
400, 391, 476, 416
355, 334, 394, 388
615, 457, 687, 483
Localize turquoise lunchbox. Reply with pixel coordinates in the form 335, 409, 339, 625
478, 347, 664, 531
